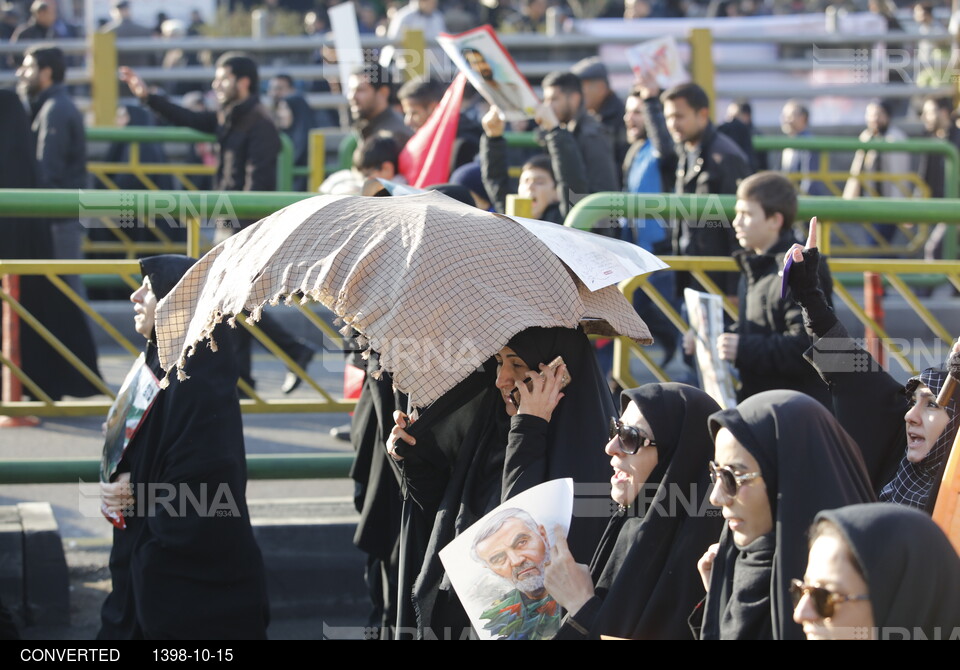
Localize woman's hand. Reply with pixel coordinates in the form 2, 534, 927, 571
101, 472, 134, 516
784, 216, 817, 270
386, 410, 416, 462
697, 542, 720, 592
543, 525, 594, 614
514, 362, 566, 422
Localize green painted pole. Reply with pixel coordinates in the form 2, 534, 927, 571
0, 454, 355, 484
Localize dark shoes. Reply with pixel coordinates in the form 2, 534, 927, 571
281, 346, 315, 394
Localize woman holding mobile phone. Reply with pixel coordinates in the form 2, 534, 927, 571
388, 326, 616, 639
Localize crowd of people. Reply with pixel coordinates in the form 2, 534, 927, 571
1, 1, 960, 642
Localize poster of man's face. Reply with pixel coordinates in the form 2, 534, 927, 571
439, 479, 573, 640
438, 25, 540, 122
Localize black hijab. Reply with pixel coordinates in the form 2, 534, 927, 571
280, 94, 313, 167
702, 390, 875, 640
580, 383, 723, 639
99, 255, 268, 640
816, 503, 960, 638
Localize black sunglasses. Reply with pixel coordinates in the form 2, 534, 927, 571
608, 417, 656, 455
789, 579, 870, 620
708, 461, 762, 498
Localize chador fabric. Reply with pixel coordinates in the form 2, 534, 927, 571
404, 327, 615, 639
789, 247, 958, 512
97, 255, 268, 640
556, 383, 724, 640
816, 503, 960, 638
701, 391, 875, 640
153, 191, 651, 408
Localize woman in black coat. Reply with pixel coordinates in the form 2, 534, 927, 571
98, 255, 268, 640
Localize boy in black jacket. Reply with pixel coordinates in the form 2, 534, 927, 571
718, 171, 832, 405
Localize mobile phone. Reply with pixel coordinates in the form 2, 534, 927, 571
509, 356, 572, 408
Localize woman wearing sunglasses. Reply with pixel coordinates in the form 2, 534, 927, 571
538, 383, 724, 639
784, 219, 960, 512
698, 390, 875, 639
793, 503, 960, 640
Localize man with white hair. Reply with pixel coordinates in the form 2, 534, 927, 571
471, 508, 561, 640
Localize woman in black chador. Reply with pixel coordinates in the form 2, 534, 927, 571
545, 383, 724, 639
98, 255, 268, 639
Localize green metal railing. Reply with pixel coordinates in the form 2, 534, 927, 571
0, 454, 354, 484
87, 126, 295, 192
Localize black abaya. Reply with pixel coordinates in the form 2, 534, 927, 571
701, 390, 875, 640
98, 255, 268, 640
557, 383, 725, 640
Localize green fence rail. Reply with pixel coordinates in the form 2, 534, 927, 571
87, 126, 295, 192
0, 454, 354, 484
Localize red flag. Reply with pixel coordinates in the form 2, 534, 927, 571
398, 73, 467, 188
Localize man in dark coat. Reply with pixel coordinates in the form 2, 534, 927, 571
719, 172, 831, 406
480, 104, 586, 224
16, 44, 90, 295
640, 81, 752, 296
120, 54, 316, 393
98, 255, 269, 640
348, 62, 412, 149
540, 71, 620, 206
572, 57, 628, 176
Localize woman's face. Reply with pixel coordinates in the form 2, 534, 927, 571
904, 384, 949, 463
606, 401, 659, 507
494, 345, 531, 417
130, 276, 157, 339
793, 533, 875, 640
710, 427, 773, 548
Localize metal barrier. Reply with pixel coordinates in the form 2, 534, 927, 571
5, 189, 960, 416
0, 453, 354, 485
754, 135, 960, 258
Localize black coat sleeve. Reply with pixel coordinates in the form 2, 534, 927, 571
804, 320, 907, 489
542, 127, 589, 219
145, 94, 218, 134
480, 134, 510, 215
244, 117, 280, 192
574, 123, 619, 195
501, 414, 549, 502
735, 294, 815, 379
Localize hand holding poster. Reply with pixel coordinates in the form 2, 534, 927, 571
439, 479, 573, 640
684, 288, 738, 409
437, 25, 540, 122
626, 36, 689, 90
100, 353, 161, 528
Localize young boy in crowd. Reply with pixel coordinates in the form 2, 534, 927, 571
688, 171, 832, 405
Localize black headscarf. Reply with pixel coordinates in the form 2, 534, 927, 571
573, 383, 723, 639
702, 390, 875, 640
98, 255, 269, 640
879, 368, 960, 510
280, 94, 313, 167
815, 503, 960, 638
